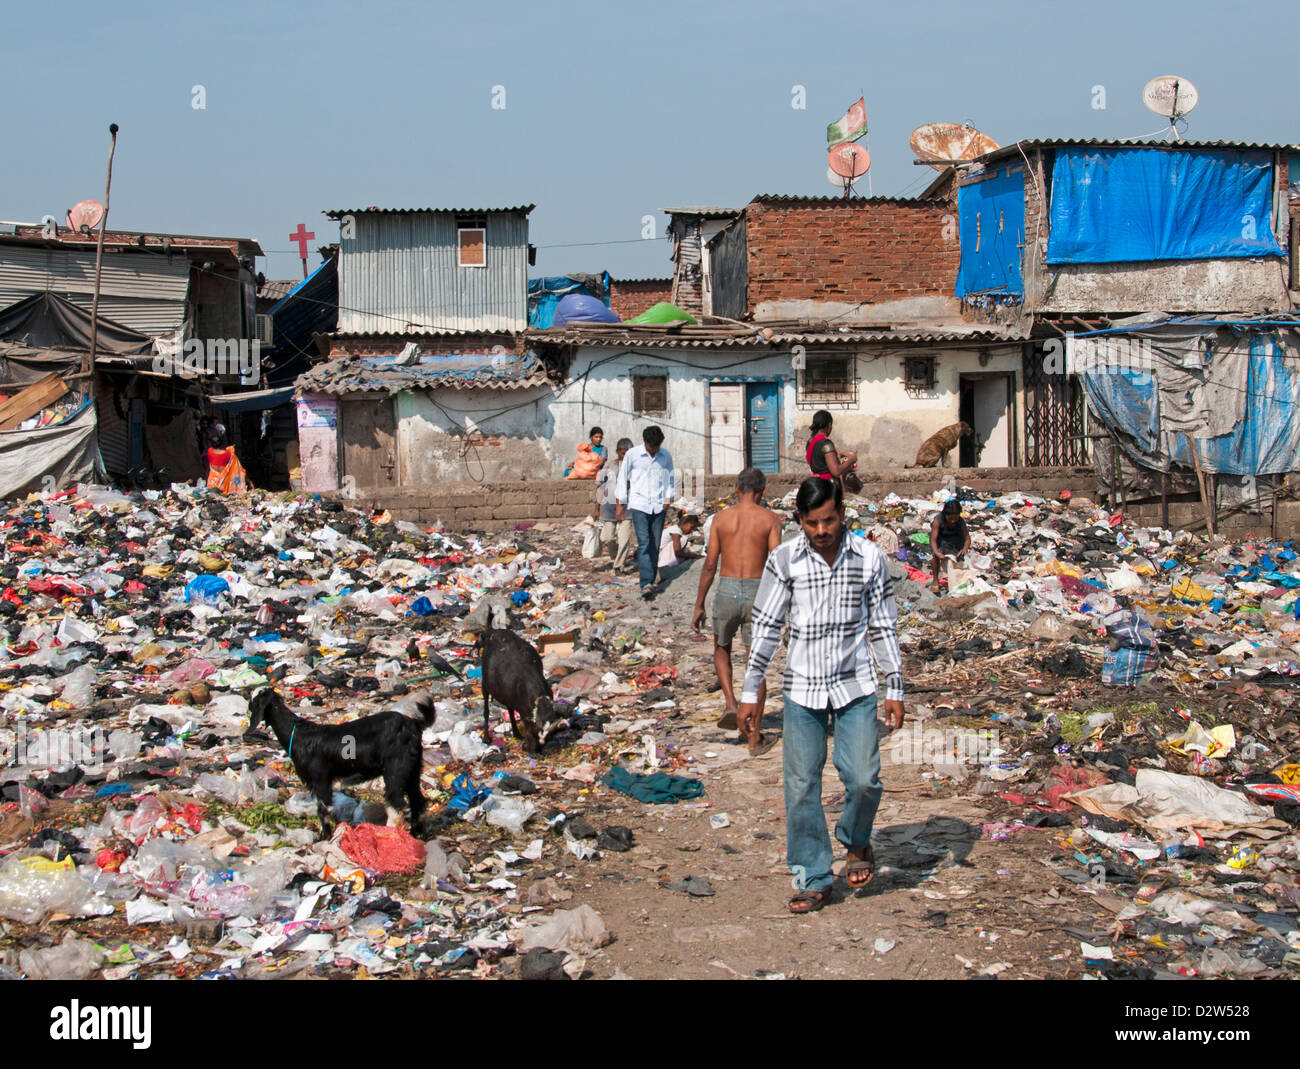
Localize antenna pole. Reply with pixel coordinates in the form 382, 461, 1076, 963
1170, 80, 1182, 141
86, 122, 119, 402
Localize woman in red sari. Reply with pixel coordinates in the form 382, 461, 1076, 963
206, 424, 248, 493
806, 410, 857, 485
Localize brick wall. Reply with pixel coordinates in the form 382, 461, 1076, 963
744, 198, 960, 310
345, 466, 1097, 529
610, 279, 672, 320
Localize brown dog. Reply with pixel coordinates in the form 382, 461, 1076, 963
913, 422, 973, 467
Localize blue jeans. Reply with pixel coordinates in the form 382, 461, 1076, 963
783, 693, 883, 893
628, 508, 665, 589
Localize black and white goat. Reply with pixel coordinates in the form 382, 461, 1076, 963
248, 688, 434, 839
480, 628, 563, 755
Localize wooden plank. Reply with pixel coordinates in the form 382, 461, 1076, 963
0, 374, 69, 431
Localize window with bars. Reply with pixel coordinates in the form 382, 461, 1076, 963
633, 375, 668, 415
797, 354, 856, 405
903, 356, 937, 393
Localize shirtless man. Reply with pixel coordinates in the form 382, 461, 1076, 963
691, 467, 783, 754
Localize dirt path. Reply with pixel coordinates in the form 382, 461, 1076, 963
549, 557, 1091, 980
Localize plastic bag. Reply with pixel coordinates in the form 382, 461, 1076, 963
20, 933, 104, 980
483, 795, 535, 836
448, 722, 490, 762
0, 855, 107, 924
581, 525, 601, 558
55, 662, 96, 708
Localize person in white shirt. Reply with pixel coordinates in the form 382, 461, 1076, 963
597, 438, 634, 570
737, 476, 906, 915
658, 513, 701, 569
615, 425, 675, 598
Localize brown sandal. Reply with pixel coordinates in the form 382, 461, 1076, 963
845, 845, 876, 889
788, 888, 829, 914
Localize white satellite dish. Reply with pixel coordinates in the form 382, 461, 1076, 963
1142, 76, 1198, 119
827, 167, 852, 189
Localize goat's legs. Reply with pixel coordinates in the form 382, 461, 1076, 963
311, 777, 335, 841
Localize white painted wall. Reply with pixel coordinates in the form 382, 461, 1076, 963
548, 344, 1026, 477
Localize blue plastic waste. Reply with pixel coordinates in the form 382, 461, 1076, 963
445, 773, 491, 812
185, 575, 230, 604
408, 596, 436, 616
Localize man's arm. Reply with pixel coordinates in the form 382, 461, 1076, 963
767, 513, 782, 553
864, 548, 905, 728
663, 454, 675, 510
738, 550, 792, 704
691, 527, 722, 631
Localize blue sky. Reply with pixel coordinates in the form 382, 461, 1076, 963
4, 0, 1295, 283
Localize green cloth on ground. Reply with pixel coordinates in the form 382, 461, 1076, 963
600, 766, 705, 804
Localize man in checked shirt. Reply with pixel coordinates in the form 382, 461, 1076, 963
736, 477, 906, 914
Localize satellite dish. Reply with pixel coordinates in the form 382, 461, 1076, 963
828, 142, 871, 179
827, 167, 853, 189
66, 200, 105, 233
909, 123, 1000, 170
1142, 76, 1198, 119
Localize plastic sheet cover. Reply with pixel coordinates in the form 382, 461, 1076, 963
0, 400, 102, 497
956, 166, 1025, 297
1046, 148, 1285, 264
1076, 329, 1300, 475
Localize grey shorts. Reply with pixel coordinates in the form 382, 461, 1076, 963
713, 577, 761, 648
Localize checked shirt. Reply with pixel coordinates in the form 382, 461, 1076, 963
739, 530, 904, 708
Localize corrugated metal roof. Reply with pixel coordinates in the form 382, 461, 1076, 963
0, 228, 264, 257
0, 243, 190, 337
259, 279, 298, 302
323, 206, 535, 218
660, 207, 739, 218
975, 138, 1298, 164
336, 212, 528, 334
295, 352, 550, 395
527, 325, 1026, 349
611, 277, 673, 284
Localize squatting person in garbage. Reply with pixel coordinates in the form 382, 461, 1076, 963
736, 476, 906, 914
929, 498, 971, 593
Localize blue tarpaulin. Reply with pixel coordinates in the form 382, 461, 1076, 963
956, 166, 1025, 297
1047, 148, 1285, 264
1078, 329, 1300, 475
527, 273, 611, 328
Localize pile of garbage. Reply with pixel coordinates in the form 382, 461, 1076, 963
840, 485, 1300, 978
0, 483, 691, 980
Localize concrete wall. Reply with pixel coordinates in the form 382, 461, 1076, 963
395, 386, 555, 483
822, 346, 1024, 469
1033, 258, 1292, 315
357, 343, 1030, 483
345, 466, 1097, 529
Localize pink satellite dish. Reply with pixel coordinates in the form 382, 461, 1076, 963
828, 142, 871, 179
67, 200, 105, 233
909, 123, 1000, 170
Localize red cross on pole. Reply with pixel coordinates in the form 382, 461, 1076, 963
289, 223, 315, 278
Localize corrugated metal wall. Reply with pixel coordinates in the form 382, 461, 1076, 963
337, 213, 528, 334
0, 245, 190, 337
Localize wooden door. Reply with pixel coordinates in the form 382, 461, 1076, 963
340, 398, 398, 490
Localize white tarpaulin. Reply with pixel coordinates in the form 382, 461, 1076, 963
0, 402, 102, 499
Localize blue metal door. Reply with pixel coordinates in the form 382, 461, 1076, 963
746, 382, 780, 474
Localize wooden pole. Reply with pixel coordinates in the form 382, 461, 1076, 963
1191, 443, 1215, 537
86, 122, 119, 404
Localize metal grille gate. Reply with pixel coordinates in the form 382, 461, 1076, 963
1023, 347, 1089, 466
